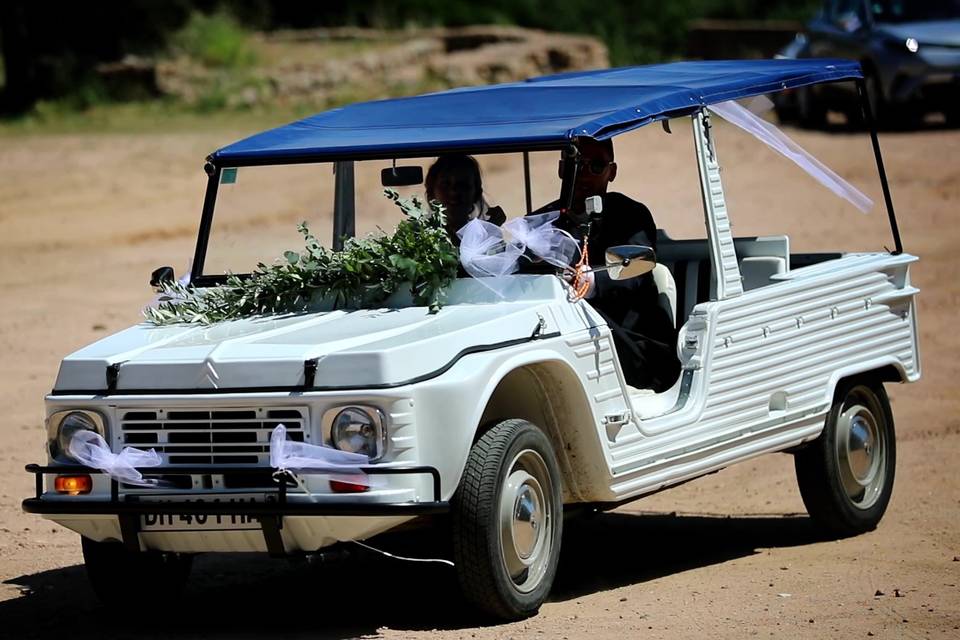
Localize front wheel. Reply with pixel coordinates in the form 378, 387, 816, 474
452, 419, 563, 620
81, 536, 193, 607
794, 380, 896, 537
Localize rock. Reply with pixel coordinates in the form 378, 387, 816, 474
158, 25, 608, 109
874, 590, 884, 597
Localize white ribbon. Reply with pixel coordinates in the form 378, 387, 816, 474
269, 424, 369, 474
457, 211, 580, 296
67, 430, 162, 488
708, 99, 873, 213
503, 211, 580, 268
457, 219, 525, 296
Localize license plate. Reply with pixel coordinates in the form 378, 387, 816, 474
140, 494, 265, 531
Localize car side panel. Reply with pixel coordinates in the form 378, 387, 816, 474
604, 252, 918, 501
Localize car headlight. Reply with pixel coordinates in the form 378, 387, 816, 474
905, 37, 919, 53
47, 410, 106, 462
328, 406, 386, 460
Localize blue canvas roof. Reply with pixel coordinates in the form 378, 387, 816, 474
211, 59, 861, 165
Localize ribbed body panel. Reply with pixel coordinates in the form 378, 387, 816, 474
605, 252, 919, 500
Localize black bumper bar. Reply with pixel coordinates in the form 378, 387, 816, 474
23, 463, 447, 556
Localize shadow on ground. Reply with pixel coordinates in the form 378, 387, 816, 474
2, 511, 824, 639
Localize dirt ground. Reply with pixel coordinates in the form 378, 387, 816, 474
0, 119, 957, 639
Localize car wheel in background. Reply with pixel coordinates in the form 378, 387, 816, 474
863, 67, 890, 127
451, 419, 563, 620
797, 85, 827, 129
82, 536, 193, 607
794, 379, 896, 537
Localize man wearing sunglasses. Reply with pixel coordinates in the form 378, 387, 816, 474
532, 138, 680, 393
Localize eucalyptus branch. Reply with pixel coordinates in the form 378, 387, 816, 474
145, 189, 459, 325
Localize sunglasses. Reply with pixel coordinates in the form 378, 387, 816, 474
578, 158, 613, 176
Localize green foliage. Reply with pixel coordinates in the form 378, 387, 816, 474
172, 11, 257, 69
144, 190, 459, 325
317, 0, 823, 65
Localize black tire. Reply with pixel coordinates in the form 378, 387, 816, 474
451, 419, 563, 620
794, 380, 896, 537
945, 104, 960, 128
81, 536, 193, 607
863, 67, 889, 128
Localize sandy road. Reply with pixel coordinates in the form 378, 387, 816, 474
0, 121, 957, 639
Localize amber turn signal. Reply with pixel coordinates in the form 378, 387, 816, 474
55, 474, 92, 495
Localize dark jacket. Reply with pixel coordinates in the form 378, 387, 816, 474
532, 193, 680, 391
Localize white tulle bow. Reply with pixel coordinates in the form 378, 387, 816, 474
269, 424, 369, 473
457, 211, 580, 296
67, 430, 162, 488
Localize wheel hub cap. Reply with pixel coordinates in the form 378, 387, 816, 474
513, 484, 542, 559
498, 449, 554, 594
835, 402, 886, 510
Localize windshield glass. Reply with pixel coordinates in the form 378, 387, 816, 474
871, 0, 960, 23
202, 152, 561, 277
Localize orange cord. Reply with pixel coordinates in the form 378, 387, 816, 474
569, 236, 591, 301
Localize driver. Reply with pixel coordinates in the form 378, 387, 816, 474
534, 138, 679, 392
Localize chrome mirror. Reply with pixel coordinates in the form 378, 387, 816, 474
604, 245, 656, 280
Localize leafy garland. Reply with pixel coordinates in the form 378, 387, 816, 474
144, 190, 459, 325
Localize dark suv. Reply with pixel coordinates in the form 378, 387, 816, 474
777, 0, 960, 126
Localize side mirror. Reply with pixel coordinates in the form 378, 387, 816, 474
381, 165, 423, 187
604, 245, 656, 281
150, 266, 175, 290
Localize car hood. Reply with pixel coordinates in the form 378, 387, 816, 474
877, 19, 960, 47
53, 276, 568, 393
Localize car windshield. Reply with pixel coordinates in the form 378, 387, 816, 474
201, 152, 561, 277
870, 0, 960, 23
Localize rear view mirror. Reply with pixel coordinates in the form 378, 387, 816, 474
605, 245, 656, 280
381, 165, 423, 187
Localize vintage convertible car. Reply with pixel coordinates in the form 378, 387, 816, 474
23, 59, 920, 620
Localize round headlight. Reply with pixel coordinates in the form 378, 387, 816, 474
330, 407, 384, 459
905, 37, 919, 53
52, 411, 100, 462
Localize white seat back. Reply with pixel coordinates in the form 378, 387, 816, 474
651, 263, 677, 328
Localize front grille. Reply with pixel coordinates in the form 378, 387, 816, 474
119, 407, 308, 465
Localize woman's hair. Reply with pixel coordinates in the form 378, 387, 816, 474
425, 154, 483, 205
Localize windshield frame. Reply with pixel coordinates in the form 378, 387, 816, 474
190, 142, 569, 286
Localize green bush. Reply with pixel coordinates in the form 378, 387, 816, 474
172, 11, 257, 69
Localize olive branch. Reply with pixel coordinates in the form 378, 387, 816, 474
144, 189, 459, 325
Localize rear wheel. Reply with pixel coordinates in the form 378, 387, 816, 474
452, 419, 563, 620
794, 380, 896, 537
81, 536, 192, 607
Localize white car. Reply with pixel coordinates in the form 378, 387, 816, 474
25, 59, 920, 620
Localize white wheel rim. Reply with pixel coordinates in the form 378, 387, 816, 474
498, 449, 554, 594
835, 403, 886, 510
